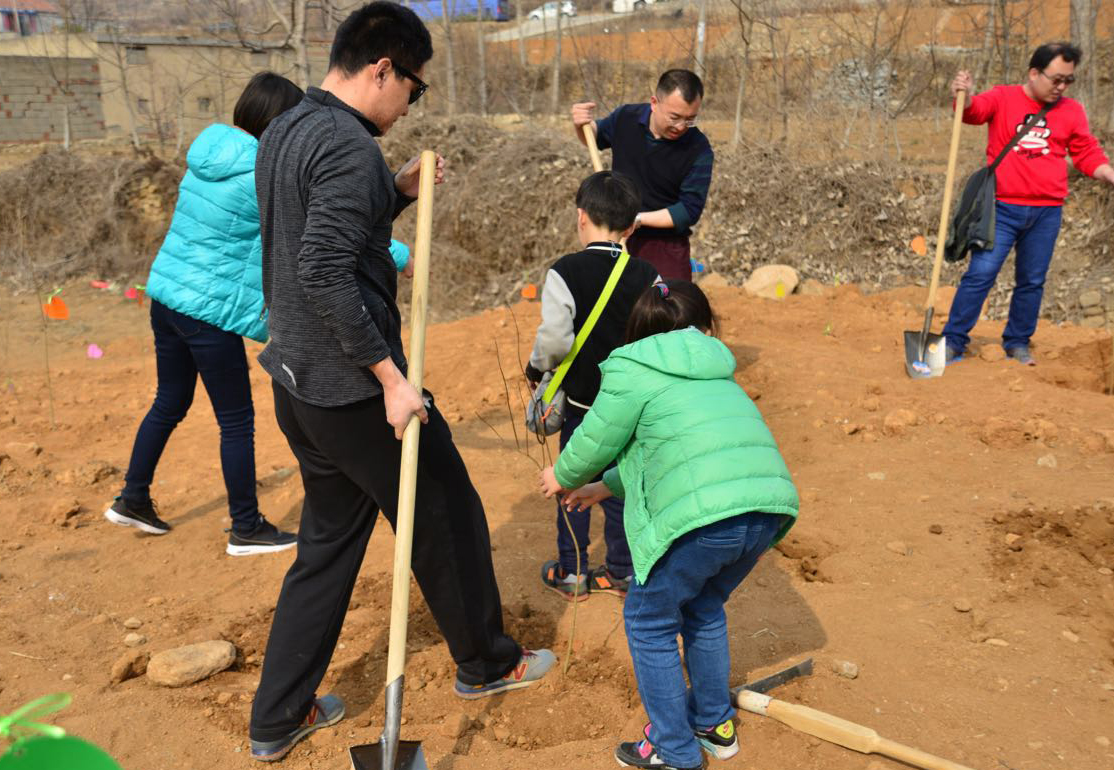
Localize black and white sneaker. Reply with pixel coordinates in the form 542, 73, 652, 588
226, 518, 297, 556
104, 496, 171, 535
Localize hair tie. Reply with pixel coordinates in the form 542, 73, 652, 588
654, 282, 669, 299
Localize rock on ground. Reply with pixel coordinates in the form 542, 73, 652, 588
110, 650, 149, 684
743, 265, 800, 299
146, 640, 237, 687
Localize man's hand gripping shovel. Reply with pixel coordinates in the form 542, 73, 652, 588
348, 151, 437, 770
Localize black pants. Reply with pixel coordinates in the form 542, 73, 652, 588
250, 382, 521, 741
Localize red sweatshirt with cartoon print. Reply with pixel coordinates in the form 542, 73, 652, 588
962, 85, 1110, 206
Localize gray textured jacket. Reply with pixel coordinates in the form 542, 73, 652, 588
256, 88, 412, 407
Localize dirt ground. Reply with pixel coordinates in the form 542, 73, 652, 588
1, 278, 1113, 770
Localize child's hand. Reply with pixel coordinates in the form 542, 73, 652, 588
539, 466, 564, 498
563, 481, 612, 512
402, 258, 415, 278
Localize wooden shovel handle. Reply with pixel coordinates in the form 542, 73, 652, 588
583, 122, 604, 172
385, 150, 436, 685
926, 90, 966, 312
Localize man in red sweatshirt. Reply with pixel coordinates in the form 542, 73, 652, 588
943, 42, 1114, 366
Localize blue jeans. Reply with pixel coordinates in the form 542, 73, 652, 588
556, 409, 632, 579
121, 300, 260, 533
943, 201, 1062, 353
624, 512, 785, 767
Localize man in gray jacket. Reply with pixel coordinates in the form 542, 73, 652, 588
248, 3, 554, 762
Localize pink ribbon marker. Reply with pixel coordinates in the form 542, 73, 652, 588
87, 344, 104, 359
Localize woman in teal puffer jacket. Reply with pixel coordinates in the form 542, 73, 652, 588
540, 280, 798, 770
104, 73, 305, 555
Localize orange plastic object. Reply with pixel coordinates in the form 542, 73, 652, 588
43, 296, 69, 320
520, 284, 538, 300
909, 235, 927, 257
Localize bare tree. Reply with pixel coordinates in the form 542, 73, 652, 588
693, 0, 707, 79
477, 14, 487, 116
515, 0, 526, 69
727, 0, 760, 147
550, 5, 563, 114
188, 0, 311, 89
440, 0, 457, 115
1069, 0, 1097, 112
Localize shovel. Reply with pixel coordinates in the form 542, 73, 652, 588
349, 150, 437, 770
905, 88, 966, 378
582, 121, 604, 172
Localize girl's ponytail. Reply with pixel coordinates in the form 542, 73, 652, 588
625, 280, 718, 343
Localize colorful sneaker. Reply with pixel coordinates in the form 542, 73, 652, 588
588, 565, 631, 598
250, 694, 345, 762
453, 648, 556, 700
104, 496, 171, 535
227, 517, 297, 556
615, 729, 702, 770
695, 719, 739, 760
541, 559, 588, 602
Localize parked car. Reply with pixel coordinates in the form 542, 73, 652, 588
527, 1, 576, 20
613, 0, 654, 11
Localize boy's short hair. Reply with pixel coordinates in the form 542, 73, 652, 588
329, 2, 433, 78
656, 69, 704, 103
1029, 42, 1083, 71
575, 171, 641, 233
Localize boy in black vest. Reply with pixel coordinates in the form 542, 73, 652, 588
526, 171, 658, 600
571, 70, 715, 282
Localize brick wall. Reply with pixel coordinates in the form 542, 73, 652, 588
0, 55, 105, 143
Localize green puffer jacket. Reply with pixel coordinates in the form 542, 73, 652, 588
554, 328, 798, 583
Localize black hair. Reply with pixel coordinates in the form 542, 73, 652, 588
233, 72, 304, 139
1029, 42, 1083, 71
575, 171, 641, 233
656, 69, 704, 103
329, 2, 433, 78
626, 280, 718, 344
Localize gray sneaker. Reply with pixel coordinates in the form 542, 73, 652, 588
250, 694, 345, 762
227, 518, 297, 556
453, 648, 556, 699
1005, 345, 1036, 366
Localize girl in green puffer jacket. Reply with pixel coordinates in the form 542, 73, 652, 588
540, 280, 799, 770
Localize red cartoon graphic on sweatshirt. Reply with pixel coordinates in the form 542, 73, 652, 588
1014, 113, 1051, 158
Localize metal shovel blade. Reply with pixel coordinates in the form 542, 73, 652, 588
904, 330, 946, 378
349, 739, 427, 770
731, 657, 814, 704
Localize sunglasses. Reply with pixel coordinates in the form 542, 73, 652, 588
393, 62, 428, 105
1038, 70, 1075, 87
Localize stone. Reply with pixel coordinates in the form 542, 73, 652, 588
5, 442, 42, 458
742, 265, 800, 299
867, 472, 886, 481
1080, 316, 1106, 328
979, 345, 1005, 362
885, 541, 909, 556
91, 614, 108, 625
928, 524, 944, 535
1079, 290, 1102, 308
1099, 567, 1113, 576
146, 640, 237, 687
123, 633, 146, 648
442, 712, 470, 739
1061, 630, 1080, 643
123, 617, 143, 629
1096, 736, 1110, 748
953, 598, 972, 613
109, 650, 149, 684
1004, 533, 1022, 545
492, 726, 511, 743
216, 692, 233, 706
882, 409, 918, 436
985, 638, 1010, 647
49, 498, 81, 526
861, 396, 880, 412
831, 660, 859, 679
1037, 454, 1058, 469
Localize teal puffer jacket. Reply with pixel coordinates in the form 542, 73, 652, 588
146, 124, 268, 341
554, 328, 798, 583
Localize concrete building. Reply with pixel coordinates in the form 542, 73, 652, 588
0, 1, 62, 39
